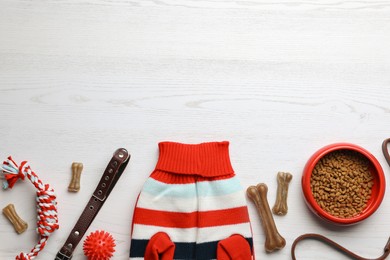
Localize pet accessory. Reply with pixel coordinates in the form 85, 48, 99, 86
382, 138, 390, 167
302, 143, 385, 225
83, 230, 116, 260
272, 172, 293, 216
1, 156, 59, 260
3, 203, 28, 234
247, 183, 286, 252
55, 148, 130, 260
129, 141, 253, 260
291, 233, 390, 260
68, 162, 83, 192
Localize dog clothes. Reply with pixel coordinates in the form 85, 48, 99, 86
130, 141, 253, 260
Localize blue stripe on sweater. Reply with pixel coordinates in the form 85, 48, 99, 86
129, 237, 253, 259
141, 177, 242, 198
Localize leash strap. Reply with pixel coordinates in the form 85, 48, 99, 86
382, 138, 390, 167
291, 233, 390, 260
55, 148, 130, 260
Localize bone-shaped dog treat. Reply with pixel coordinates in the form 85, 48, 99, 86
68, 162, 83, 192
247, 183, 286, 252
2, 203, 28, 234
272, 172, 293, 216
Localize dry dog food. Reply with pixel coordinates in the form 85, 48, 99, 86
310, 150, 374, 218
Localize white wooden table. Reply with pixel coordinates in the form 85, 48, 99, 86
1, 0, 390, 259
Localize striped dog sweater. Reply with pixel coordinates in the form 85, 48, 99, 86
130, 141, 254, 260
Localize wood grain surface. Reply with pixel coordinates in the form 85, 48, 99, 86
1, 0, 390, 259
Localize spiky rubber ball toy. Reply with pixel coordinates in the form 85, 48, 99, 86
83, 230, 116, 260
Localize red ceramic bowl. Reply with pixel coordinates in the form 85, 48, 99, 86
302, 143, 386, 225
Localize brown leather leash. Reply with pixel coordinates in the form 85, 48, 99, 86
382, 138, 390, 168
291, 233, 390, 260
55, 148, 130, 260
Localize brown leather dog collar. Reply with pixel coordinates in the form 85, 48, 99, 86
55, 148, 130, 260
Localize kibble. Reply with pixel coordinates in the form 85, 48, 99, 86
310, 150, 374, 218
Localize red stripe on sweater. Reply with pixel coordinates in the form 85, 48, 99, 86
133, 206, 250, 228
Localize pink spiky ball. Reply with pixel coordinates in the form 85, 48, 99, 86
83, 230, 116, 260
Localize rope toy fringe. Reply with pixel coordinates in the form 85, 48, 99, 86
1, 156, 59, 260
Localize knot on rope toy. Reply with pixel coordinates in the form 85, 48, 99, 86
1, 156, 27, 189
15, 253, 29, 260
1, 156, 59, 260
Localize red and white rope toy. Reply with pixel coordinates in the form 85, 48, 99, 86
1, 156, 59, 260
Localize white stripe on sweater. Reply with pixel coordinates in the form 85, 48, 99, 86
137, 190, 248, 213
